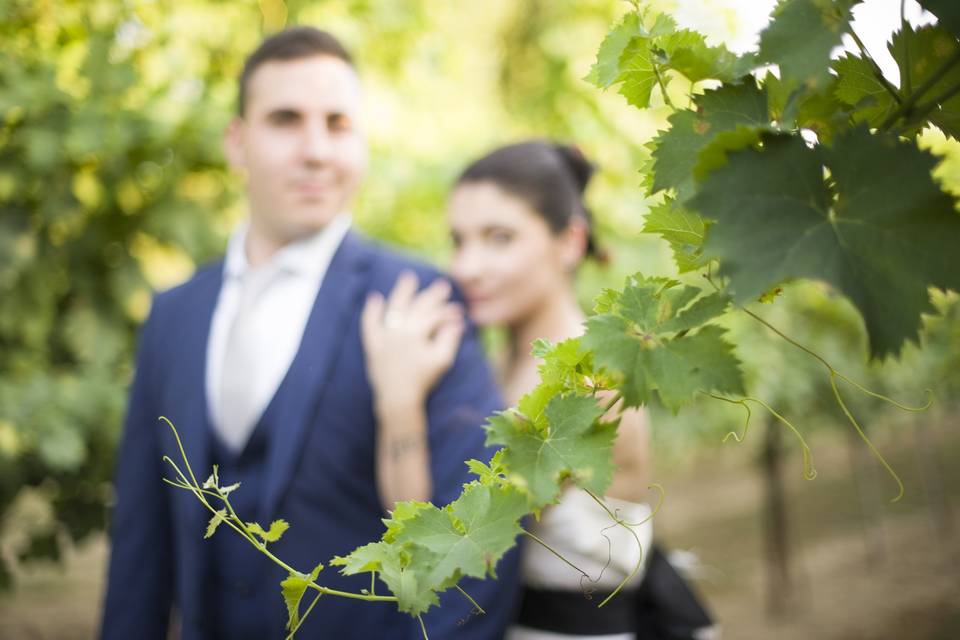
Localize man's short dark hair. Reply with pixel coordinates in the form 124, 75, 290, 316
238, 27, 354, 115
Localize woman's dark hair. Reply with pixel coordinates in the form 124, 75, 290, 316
455, 141, 605, 262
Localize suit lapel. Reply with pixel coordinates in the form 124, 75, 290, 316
259, 231, 371, 521
166, 263, 221, 533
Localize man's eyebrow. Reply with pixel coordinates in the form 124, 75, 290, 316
265, 107, 302, 120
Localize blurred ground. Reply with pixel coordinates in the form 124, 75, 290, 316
1, 416, 957, 639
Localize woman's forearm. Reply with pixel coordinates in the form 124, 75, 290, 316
374, 395, 433, 510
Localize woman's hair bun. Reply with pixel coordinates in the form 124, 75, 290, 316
552, 144, 596, 194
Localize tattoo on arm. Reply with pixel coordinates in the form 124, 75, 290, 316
388, 434, 427, 461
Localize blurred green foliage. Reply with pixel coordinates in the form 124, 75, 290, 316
0, 0, 664, 584
2, 0, 958, 588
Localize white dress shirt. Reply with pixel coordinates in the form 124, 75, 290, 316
205, 214, 352, 443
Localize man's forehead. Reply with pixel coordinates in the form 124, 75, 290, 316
245, 54, 361, 112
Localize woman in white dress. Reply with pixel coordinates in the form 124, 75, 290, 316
362, 141, 710, 639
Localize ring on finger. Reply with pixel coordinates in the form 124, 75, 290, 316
384, 310, 403, 329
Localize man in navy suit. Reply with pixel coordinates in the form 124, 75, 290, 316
100, 27, 518, 639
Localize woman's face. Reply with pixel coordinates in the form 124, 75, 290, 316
448, 181, 580, 327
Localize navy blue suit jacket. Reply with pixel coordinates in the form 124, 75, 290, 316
101, 231, 520, 639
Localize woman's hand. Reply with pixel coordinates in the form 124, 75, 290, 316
361, 270, 465, 410
362, 271, 465, 508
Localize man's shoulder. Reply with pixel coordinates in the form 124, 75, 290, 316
350, 232, 447, 288
150, 259, 223, 315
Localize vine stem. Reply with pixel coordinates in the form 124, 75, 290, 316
652, 59, 675, 109
454, 585, 486, 614
521, 528, 592, 579
581, 488, 645, 608
848, 28, 902, 104
828, 372, 904, 502
706, 393, 817, 480
880, 48, 960, 130
908, 81, 960, 127
285, 591, 323, 640
601, 391, 623, 414
734, 308, 930, 501
159, 418, 400, 605
738, 308, 931, 413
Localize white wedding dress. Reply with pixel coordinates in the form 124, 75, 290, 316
507, 487, 654, 640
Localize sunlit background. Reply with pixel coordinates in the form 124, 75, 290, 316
1, 0, 958, 638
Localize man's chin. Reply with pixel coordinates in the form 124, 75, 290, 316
286, 209, 342, 234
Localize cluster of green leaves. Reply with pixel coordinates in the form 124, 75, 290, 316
166, 272, 744, 632
161, 1, 960, 636
591, 0, 960, 360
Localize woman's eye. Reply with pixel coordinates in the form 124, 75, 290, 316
488, 230, 514, 245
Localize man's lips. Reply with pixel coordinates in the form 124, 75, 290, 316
291, 181, 332, 197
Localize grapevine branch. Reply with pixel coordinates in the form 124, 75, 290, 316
158, 417, 400, 605
880, 48, 960, 130
706, 393, 817, 481
738, 307, 931, 502
848, 29, 902, 105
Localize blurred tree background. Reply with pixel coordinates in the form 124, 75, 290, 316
0, 0, 670, 590
1, 0, 958, 638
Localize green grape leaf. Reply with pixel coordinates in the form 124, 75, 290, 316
586, 12, 644, 88
202, 466, 219, 490
659, 29, 756, 83
758, 0, 855, 90
220, 481, 241, 496
582, 276, 743, 410
204, 509, 227, 540
516, 381, 564, 432
616, 36, 659, 109
642, 200, 708, 273
833, 53, 898, 127
280, 562, 324, 630
918, 0, 960, 40
891, 24, 960, 138
246, 519, 290, 544
691, 128, 960, 359
381, 500, 433, 543
485, 395, 614, 506
534, 337, 593, 390
650, 82, 768, 199
396, 483, 527, 586
466, 449, 507, 486
331, 542, 440, 615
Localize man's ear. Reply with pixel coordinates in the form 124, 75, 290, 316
223, 116, 246, 170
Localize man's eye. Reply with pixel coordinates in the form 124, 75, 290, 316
329, 114, 351, 132
268, 111, 300, 125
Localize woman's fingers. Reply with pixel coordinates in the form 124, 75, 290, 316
432, 315, 466, 364
423, 302, 464, 336
408, 278, 452, 317
361, 291, 386, 347
385, 270, 420, 320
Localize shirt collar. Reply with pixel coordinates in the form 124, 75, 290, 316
224, 213, 352, 281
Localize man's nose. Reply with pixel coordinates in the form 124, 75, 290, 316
301, 121, 333, 164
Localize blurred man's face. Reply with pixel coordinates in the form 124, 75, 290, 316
225, 55, 367, 247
